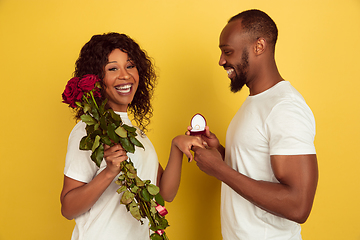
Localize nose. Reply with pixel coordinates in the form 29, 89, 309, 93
117, 68, 130, 80
219, 53, 226, 66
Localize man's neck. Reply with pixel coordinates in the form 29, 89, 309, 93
248, 60, 283, 96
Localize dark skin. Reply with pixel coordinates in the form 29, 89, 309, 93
191, 19, 318, 224
60, 49, 205, 220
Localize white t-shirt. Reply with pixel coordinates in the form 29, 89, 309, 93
221, 81, 316, 240
64, 112, 159, 240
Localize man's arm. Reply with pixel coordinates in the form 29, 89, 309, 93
193, 147, 318, 223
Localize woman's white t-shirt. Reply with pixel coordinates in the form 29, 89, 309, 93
64, 112, 159, 240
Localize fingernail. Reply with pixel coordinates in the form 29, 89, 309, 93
188, 158, 191, 162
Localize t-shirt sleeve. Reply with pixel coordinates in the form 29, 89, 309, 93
266, 100, 316, 156
64, 121, 98, 183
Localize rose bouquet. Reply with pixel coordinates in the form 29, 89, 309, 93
62, 74, 169, 240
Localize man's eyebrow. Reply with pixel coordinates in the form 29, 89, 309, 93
219, 44, 229, 48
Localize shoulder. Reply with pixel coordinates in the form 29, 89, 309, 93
266, 82, 314, 119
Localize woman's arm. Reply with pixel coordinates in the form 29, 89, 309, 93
157, 135, 205, 202
60, 144, 128, 220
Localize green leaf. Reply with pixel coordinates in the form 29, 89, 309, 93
85, 124, 95, 135
150, 233, 163, 240
120, 190, 135, 205
75, 101, 82, 108
89, 100, 100, 121
79, 135, 93, 150
109, 109, 121, 122
129, 135, 144, 149
91, 135, 101, 152
155, 193, 165, 206
99, 98, 107, 114
127, 171, 137, 179
118, 174, 125, 181
100, 115, 108, 131
147, 184, 160, 196
90, 144, 104, 167
115, 126, 128, 138
150, 205, 157, 215
95, 81, 101, 89
141, 188, 151, 202
80, 114, 97, 125
83, 102, 90, 113
128, 200, 142, 221
107, 123, 120, 142
155, 215, 169, 229
116, 185, 127, 193
100, 135, 112, 146
135, 176, 145, 187
119, 137, 135, 153
123, 124, 137, 133
126, 163, 136, 174
131, 185, 139, 193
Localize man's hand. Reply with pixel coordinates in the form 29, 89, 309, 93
192, 145, 228, 178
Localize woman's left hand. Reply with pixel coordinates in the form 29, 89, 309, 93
172, 135, 206, 162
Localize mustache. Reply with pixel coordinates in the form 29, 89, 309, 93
222, 64, 234, 69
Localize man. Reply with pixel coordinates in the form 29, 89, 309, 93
191, 9, 318, 240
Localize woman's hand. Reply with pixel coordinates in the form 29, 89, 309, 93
172, 135, 205, 162
187, 126, 220, 149
103, 144, 128, 177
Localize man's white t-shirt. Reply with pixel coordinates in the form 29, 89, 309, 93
64, 112, 159, 240
221, 81, 316, 240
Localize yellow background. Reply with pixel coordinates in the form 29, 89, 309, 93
1, 0, 359, 239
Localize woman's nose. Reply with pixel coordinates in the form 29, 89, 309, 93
117, 69, 130, 80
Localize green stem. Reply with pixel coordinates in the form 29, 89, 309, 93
90, 91, 99, 110
141, 199, 156, 227
163, 232, 169, 240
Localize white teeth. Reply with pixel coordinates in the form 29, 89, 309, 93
115, 84, 131, 93
226, 69, 234, 75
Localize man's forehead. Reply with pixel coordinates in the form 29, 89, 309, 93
219, 20, 247, 47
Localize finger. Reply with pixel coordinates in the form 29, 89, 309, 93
182, 149, 193, 162
204, 126, 211, 137
185, 126, 193, 136
192, 146, 201, 152
192, 140, 206, 149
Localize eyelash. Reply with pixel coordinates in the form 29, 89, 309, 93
127, 64, 135, 69
108, 64, 136, 72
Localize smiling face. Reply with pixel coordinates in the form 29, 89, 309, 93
103, 49, 139, 112
219, 20, 252, 93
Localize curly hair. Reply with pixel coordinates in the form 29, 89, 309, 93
73, 32, 157, 132
229, 9, 278, 52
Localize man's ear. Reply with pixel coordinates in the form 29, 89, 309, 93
254, 37, 266, 55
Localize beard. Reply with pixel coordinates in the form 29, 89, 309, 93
229, 49, 249, 93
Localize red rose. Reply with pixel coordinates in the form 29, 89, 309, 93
62, 77, 83, 108
93, 89, 101, 99
78, 74, 101, 92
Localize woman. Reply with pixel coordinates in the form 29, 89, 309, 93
60, 32, 203, 240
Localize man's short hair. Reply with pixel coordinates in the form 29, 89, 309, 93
229, 9, 278, 50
